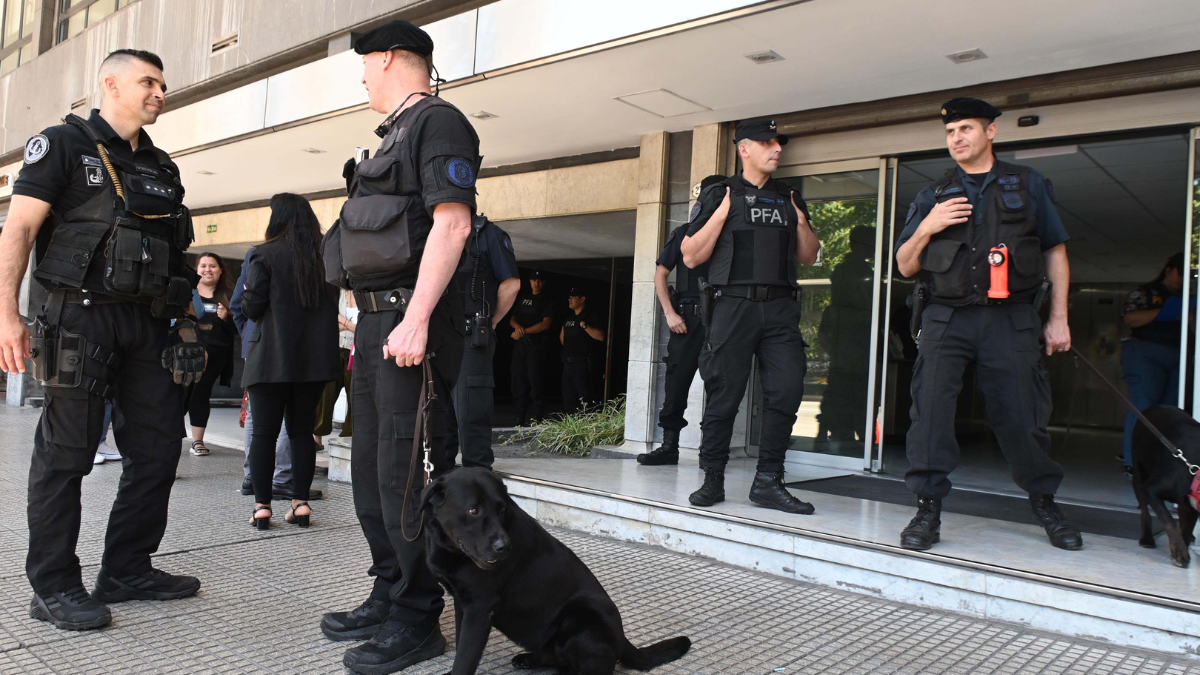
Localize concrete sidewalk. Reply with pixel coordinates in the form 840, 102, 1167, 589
0, 405, 1196, 674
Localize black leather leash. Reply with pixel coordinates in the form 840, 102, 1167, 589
1070, 348, 1199, 476
401, 356, 437, 543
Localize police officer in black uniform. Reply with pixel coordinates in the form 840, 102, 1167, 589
316, 21, 480, 674
559, 287, 606, 413
639, 174, 726, 465
894, 97, 1080, 552
681, 120, 822, 513
509, 270, 553, 425
0, 50, 203, 631
446, 214, 519, 468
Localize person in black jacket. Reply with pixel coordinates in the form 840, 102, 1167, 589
241, 193, 340, 529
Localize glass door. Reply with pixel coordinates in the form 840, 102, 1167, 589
747, 158, 890, 471
1189, 127, 1199, 416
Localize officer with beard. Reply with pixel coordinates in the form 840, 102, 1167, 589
680, 120, 821, 513
317, 20, 480, 674
0, 49, 202, 631
894, 97, 1078, 552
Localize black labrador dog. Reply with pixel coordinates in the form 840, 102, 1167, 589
420, 468, 691, 675
1132, 405, 1200, 567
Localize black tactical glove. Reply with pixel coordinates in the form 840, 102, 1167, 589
343, 158, 357, 193
161, 319, 209, 385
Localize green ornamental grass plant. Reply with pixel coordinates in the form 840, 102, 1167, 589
511, 396, 626, 456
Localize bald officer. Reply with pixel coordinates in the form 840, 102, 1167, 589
894, 97, 1079, 552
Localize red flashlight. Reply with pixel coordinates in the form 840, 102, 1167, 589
988, 244, 1009, 300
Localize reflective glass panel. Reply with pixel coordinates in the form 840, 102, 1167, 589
21, 0, 33, 37
0, 49, 17, 76
4, 0, 21, 47
87, 0, 115, 25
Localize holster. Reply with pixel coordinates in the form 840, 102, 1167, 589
908, 280, 929, 340
30, 319, 117, 397
1032, 279, 1052, 313
698, 278, 715, 327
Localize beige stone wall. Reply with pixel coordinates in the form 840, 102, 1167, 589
190, 158, 639, 247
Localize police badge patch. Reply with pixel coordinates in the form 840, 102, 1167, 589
688, 201, 701, 223
85, 166, 104, 187
905, 201, 917, 225
24, 134, 49, 164
745, 195, 756, 206
447, 157, 475, 188
503, 234, 514, 253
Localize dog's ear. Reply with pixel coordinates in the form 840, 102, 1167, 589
483, 469, 510, 498
419, 476, 447, 516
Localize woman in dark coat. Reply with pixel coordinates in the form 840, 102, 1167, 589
242, 193, 340, 529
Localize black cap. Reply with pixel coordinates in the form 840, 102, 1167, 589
733, 119, 788, 145
699, 174, 726, 192
940, 97, 1002, 124
528, 270, 544, 280
1167, 252, 1185, 271
568, 287, 585, 297
353, 20, 434, 57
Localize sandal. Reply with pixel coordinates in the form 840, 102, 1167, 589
285, 501, 311, 528
190, 440, 210, 456
250, 504, 271, 530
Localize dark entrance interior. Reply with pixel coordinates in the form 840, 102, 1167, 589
882, 130, 1193, 509
492, 258, 633, 426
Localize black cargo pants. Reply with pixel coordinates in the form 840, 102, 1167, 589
905, 302, 1063, 500
27, 300, 185, 595
350, 298, 463, 624
697, 296, 806, 473
447, 324, 496, 469
510, 338, 546, 424
658, 307, 705, 432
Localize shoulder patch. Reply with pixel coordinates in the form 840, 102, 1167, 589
24, 135, 49, 164
688, 201, 702, 223
446, 157, 475, 188
503, 233, 514, 253
905, 202, 917, 225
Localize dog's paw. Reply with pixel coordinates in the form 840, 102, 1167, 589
1171, 552, 1191, 568
512, 653, 535, 669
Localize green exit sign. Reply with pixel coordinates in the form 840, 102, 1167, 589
206, 224, 217, 234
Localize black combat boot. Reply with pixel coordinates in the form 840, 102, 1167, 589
321, 593, 391, 641
748, 471, 815, 514
29, 586, 111, 630
92, 567, 200, 602
688, 469, 725, 506
1030, 494, 1083, 550
900, 498, 942, 550
638, 429, 680, 465
342, 618, 446, 675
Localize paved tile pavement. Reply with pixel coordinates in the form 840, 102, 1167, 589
0, 404, 1196, 674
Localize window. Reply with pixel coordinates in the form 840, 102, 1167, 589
56, 0, 136, 44
0, 0, 36, 76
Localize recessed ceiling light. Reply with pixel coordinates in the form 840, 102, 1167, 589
470, 111, 499, 120
300, 147, 326, 154
947, 49, 987, 64
745, 50, 784, 65
196, 170, 215, 175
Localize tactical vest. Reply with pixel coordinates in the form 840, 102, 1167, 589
706, 178, 798, 288
323, 95, 479, 289
919, 161, 1045, 306
33, 115, 195, 315
455, 215, 496, 317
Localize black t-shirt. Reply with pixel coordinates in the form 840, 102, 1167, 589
456, 221, 519, 318
14, 110, 173, 291
562, 307, 604, 358
352, 98, 481, 291
512, 289, 553, 343
195, 294, 235, 348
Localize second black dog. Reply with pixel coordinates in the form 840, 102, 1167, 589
420, 468, 691, 675
1132, 405, 1200, 567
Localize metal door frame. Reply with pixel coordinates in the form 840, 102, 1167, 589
746, 157, 889, 472
1188, 127, 1199, 415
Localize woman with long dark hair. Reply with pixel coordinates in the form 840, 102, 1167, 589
241, 193, 339, 528
188, 252, 237, 456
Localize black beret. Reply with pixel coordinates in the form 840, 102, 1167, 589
941, 97, 1002, 124
354, 20, 434, 57
568, 287, 586, 297
734, 119, 788, 145
528, 270, 545, 280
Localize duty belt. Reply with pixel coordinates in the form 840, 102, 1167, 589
354, 288, 413, 313
716, 285, 798, 302
677, 302, 703, 316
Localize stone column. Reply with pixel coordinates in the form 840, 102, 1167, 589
621, 132, 670, 450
